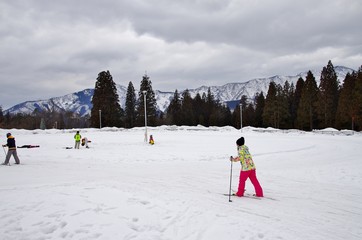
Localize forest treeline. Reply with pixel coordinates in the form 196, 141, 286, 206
1, 61, 361, 131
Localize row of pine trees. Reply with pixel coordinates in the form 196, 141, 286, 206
89, 70, 232, 129
1, 61, 361, 131
262, 61, 362, 131
88, 61, 362, 131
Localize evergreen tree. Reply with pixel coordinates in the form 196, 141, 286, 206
5, 112, 10, 127
125, 81, 137, 128
90, 70, 123, 128
287, 82, 296, 128
243, 102, 256, 127
193, 93, 206, 125
180, 89, 195, 126
352, 66, 362, 130
207, 88, 231, 126
220, 104, 232, 126
316, 60, 339, 128
296, 71, 319, 130
204, 88, 215, 126
277, 81, 292, 129
209, 99, 231, 127
292, 78, 304, 128
254, 92, 265, 127
136, 74, 158, 126
335, 72, 356, 129
201, 92, 207, 103
231, 103, 241, 129
240, 95, 248, 128
166, 89, 182, 125
58, 113, 66, 129
263, 82, 278, 128
240, 95, 248, 109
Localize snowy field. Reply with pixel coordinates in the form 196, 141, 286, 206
0, 126, 361, 240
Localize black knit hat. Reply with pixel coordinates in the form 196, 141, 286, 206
236, 137, 245, 146
6, 133, 11, 137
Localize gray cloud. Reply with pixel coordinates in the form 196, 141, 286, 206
1, 0, 361, 109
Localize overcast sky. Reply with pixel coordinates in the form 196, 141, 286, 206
1, 0, 361, 109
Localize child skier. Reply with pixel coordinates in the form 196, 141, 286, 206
81, 137, 90, 148
2, 133, 20, 165
230, 137, 263, 197
149, 135, 154, 145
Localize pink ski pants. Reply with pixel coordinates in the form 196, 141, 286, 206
236, 169, 263, 197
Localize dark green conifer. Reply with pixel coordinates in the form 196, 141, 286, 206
166, 89, 182, 125
262, 82, 278, 128
90, 70, 123, 128
125, 81, 137, 128
296, 71, 319, 130
136, 74, 158, 126
316, 60, 339, 128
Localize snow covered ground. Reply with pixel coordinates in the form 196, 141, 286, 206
0, 126, 361, 240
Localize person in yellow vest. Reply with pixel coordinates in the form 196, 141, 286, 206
74, 131, 81, 149
149, 135, 154, 145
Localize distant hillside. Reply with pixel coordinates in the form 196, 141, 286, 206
4, 66, 355, 117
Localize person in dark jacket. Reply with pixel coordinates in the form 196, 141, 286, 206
2, 133, 20, 165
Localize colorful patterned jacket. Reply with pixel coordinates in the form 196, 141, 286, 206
237, 145, 256, 171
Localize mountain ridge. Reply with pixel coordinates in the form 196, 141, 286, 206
4, 66, 355, 117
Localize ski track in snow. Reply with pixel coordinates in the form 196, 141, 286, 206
0, 127, 361, 240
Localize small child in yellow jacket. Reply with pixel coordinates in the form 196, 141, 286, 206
149, 135, 154, 145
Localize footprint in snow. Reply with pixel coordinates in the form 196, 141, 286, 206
140, 200, 150, 205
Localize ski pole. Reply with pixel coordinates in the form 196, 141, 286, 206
2, 145, 6, 156
2, 145, 9, 165
228, 156, 233, 202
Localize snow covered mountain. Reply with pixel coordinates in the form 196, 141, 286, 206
4, 66, 355, 117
